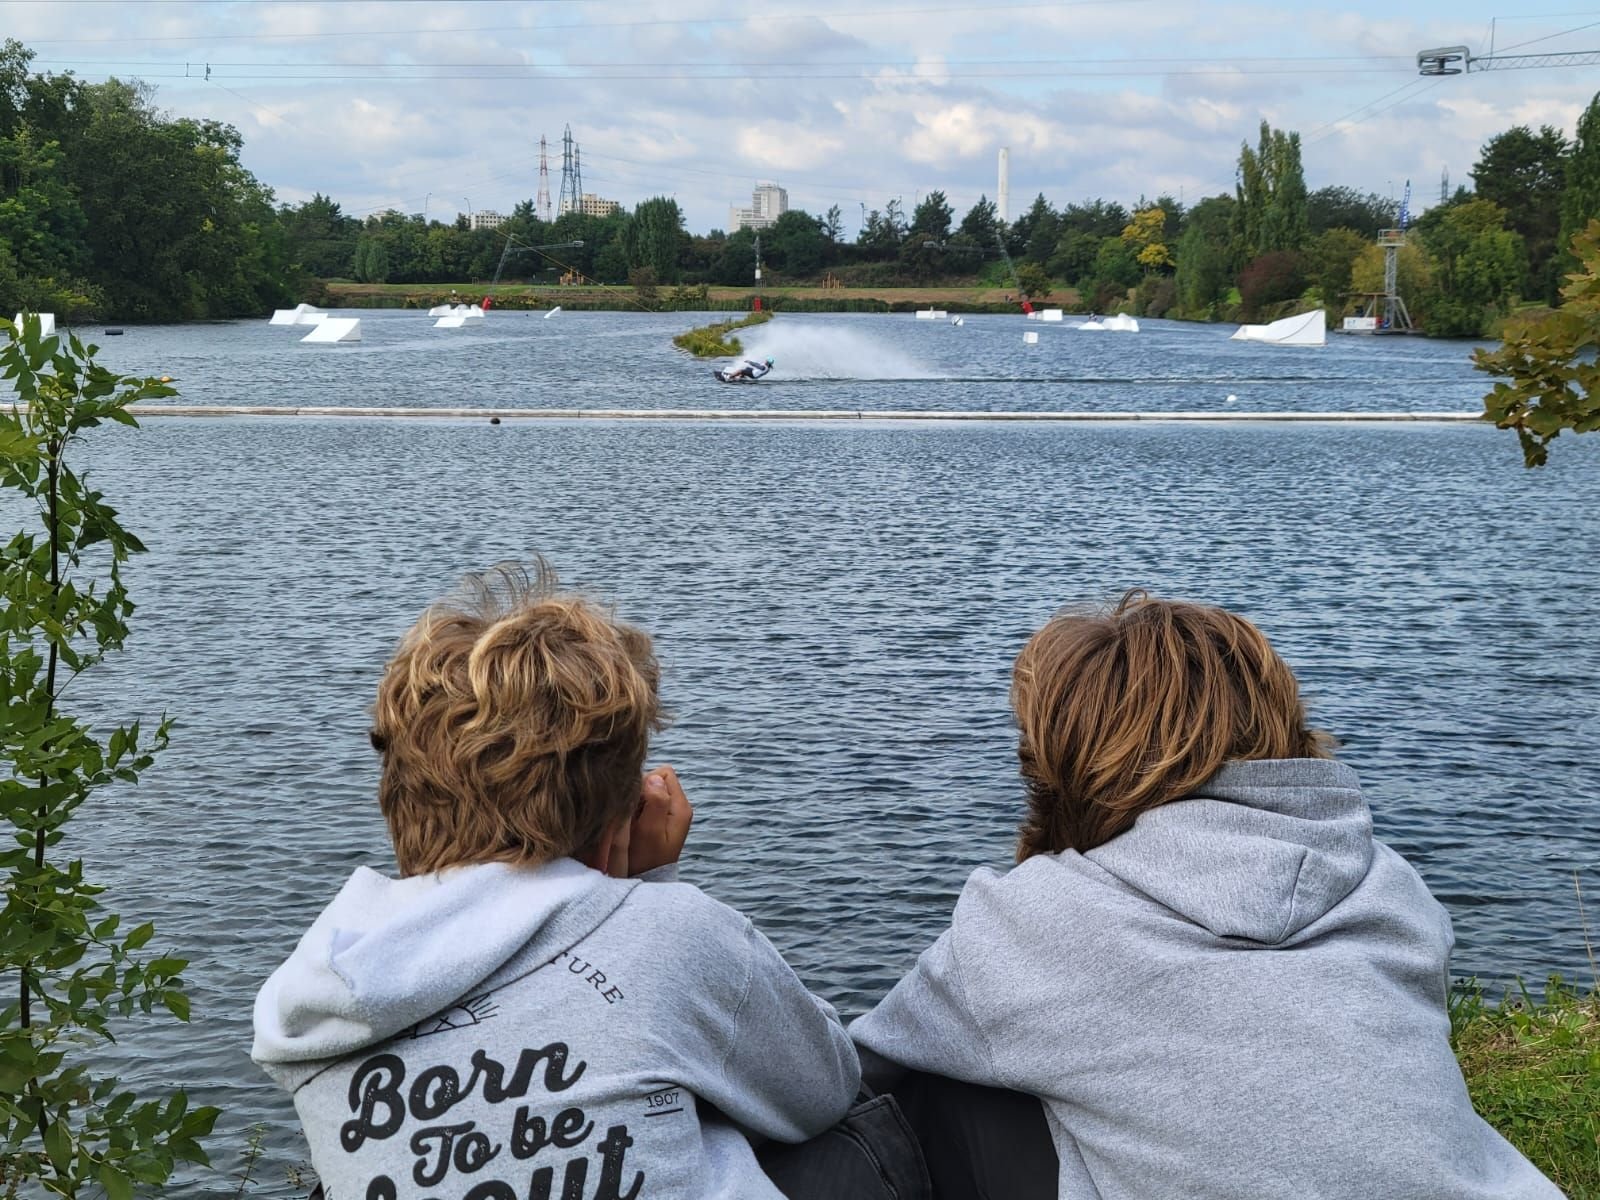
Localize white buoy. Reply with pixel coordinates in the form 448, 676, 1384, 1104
1226, 394, 1238, 404
300, 317, 362, 343
1023, 331, 1039, 344
951, 316, 964, 326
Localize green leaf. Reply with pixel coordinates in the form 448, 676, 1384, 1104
98, 1161, 133, 1200
42, 1117, 72, 1174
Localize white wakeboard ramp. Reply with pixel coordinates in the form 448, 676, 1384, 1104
433, 304, 486, 327
300, 317, 361, 343
11, 312, 56, 336
269, 303, 327, 326
1231, 309, 1326, 346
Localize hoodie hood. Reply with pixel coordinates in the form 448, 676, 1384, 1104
1086, 758, 1372, 944
252, 858, 618, 1068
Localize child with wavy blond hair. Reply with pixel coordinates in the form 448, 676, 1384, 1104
853, 591, 1561, 1199
253, 562, 861, 1200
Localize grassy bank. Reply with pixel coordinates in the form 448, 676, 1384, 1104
323, 281, 1059, 314
1453, 977, 1600, 1196
672, 310, 773, 358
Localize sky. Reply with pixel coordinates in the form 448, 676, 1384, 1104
6, 0, 1600, 235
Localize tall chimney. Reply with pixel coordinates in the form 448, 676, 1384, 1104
998, 147, 1010, 223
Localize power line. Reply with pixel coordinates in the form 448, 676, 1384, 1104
16, 0, 1152, 44
34, 54, 1416, 69
56, 65, 1416, 82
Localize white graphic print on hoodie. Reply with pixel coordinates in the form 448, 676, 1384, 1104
253, 859, 859, 1200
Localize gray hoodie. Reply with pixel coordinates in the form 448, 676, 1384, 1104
253, 859, 859, 1200
850, 758, 1562, 1199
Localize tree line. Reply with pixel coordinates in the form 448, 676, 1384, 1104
1, 41, 296, 322
5, 37, 1600, 335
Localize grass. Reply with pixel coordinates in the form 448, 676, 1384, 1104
1452, 974, 1600, 1196
322, 281, 1066, 314
671, 310, 773, 358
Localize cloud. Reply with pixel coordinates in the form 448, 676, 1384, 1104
17, 0, 1597, 229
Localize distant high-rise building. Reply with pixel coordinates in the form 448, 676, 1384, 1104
730, 183, 788, 231
559, 192, 620, 218
469, 210, 507, 231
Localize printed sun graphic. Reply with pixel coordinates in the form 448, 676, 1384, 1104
408, 993, 499, 1039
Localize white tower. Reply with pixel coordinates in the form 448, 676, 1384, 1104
998, 147, 1010, 223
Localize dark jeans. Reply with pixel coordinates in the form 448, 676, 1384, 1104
759, 1094, 931, 1200
892, 1071, 1057, 1200
759, 1072, 1057, 1200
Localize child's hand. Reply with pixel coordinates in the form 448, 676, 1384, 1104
629, 765, 693, 877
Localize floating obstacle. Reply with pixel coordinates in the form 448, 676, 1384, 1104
428, 303, 485, 319
915, 308, 948, 319
11, 312, 57, 336
1023, 331, 1040, 344
1039, 309, 1064, 322
300, 318, 362, 343
544, 307, 562, 319
1232, 309, 1326, 347
269, 303, 327, 327
950, 316, 964, 326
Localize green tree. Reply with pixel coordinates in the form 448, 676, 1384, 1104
1305, 227, 1369, 315
1473, 125, 1569, 301
1475, 218, 1600, 465
1419, 198, 1524, 336
1015, 260, 1052, 300
0, 317, 218, 1198
1007, 193, 1057, 260
1121, 206, 1172, 271
1047, 228, 1101, 287
1233, 120, 1309, 262
280, 193, 359, 279
822, 204, 843, 249
1174, 222, 1230, 315
910, 190, 953, 241
767, 209, 827, 278
1091, 235, 1140, 289
1558, 91, 1600, 283
1351, 239, 1433, 327
0, 126, 84, 279
1306, 186, 1395, 238
626, 196, 684, 283
353, 234, 390, 284
955, 195, 1001, 251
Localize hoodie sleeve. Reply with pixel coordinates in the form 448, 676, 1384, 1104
688, 919, 860, 1143
848, 923, 1003, 1089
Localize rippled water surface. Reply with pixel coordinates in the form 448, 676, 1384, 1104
33, 312, 1600, 1190
95, 307, 1491, 413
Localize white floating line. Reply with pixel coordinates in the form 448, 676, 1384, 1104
123, 406, 1487, 424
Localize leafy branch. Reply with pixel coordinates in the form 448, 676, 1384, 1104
1475, 218, 1600, 467
0, 315, 216, 1198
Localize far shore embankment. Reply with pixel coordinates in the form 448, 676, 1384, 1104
323, 281, 1069, 314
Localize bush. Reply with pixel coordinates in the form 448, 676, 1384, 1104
1136, 275, 1177, 319
1237, 251, 1307, 319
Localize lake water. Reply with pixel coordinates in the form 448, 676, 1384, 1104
24, 310, 1600, 1191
